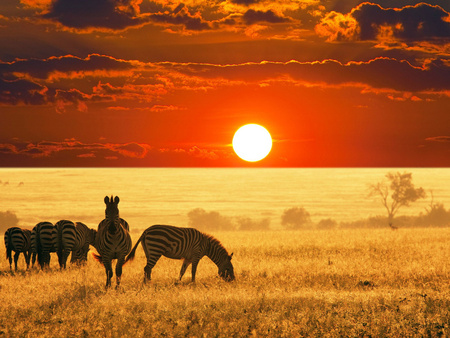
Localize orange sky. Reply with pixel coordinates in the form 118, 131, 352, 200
0, 0, 449, 167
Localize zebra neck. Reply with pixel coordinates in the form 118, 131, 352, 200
106, 218, 120, 234
205, 240, 228, 269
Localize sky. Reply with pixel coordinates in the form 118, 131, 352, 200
0, 0, 449, 167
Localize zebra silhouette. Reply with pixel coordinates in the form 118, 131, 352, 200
31, 222, 57, 269
94, 196, 132, 289
125, 224, 235, 283
70, 222, 97, 264
4, 227, 33, 271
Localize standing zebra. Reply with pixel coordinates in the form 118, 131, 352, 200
125, 224, 235, 283
70, 222, 97, 264
4, 227, 32, 271
94, 196, 132, 289
31, 221, 57, 269
55, 220, 77, 269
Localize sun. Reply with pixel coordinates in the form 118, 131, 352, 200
232, 124, 272, 162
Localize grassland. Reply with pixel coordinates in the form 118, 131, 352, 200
2, 228, 450, 337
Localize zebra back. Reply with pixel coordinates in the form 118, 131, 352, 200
5, 227, 31, 255
70, 222, 96, 263
33, 221, 57, 268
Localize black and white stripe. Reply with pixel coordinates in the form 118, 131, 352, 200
55, 220, 77, 269
125, 224, 235, 282
4, 227, 33, 271
31, 221, 57, 269
94, 196, 132, 288
70, 222, 97, 264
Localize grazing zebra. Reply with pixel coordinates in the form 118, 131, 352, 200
125, 224, 235, 283
32, 221, 57, 269
94, 196, 132, 289
55, 220, 77, 269
4, 227, 32, 271
70, 222, 97, 264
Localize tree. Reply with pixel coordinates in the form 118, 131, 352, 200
369, 171, 426, 229
187, 208, 235, 231
281, 207, 311, 230
0, 210, 19, 233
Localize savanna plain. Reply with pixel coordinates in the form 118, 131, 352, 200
2, 228, 450, 337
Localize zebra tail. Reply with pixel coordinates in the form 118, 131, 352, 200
92, 252, 103, 265
6, 233, 12, 260
125, 232, 144, 263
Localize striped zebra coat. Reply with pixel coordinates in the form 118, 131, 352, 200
70, 222, 97, 264
55, 220, 77, 269
4, 227, 33, 271
31, 222, 57, 269
125, 225, 235, 282
94, 196, 132, 289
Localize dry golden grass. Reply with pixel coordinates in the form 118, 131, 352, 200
2, 228, 450, 337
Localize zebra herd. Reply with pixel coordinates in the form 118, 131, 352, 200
4, 220, 96, 271
4, 195, 235, 289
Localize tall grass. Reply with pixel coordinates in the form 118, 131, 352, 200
1, 228, 450, 337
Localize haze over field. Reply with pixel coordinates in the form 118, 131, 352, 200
1, 168, 450, 231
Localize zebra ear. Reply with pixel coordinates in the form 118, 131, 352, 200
114, 196, 120, 204
104, 196, 110, 204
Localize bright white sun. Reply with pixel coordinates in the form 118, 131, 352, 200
232, 124, 272, 162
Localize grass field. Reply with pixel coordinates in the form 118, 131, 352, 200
2, 228, 450, 337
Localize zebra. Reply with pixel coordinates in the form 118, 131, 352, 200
125, 224, 235, 283
4, 227, 33, 271
55, 220, 77, 269
94, 196, 132, 289
70, 222, 97, 264
31, 221, 57, 269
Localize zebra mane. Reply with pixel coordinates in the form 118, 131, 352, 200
203, 233, 229, 255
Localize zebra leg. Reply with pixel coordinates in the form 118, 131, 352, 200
32, 252, 37, 267
143, 254, 161, 283
115, 257, 125, 289
179, 259, 191, 280
191, 259, 201, 282
8, 252, 13, 270
13, 252, 20, 271
24, 251, 31, 269
103, 260, 113, 289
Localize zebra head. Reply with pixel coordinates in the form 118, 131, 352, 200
218, 253, 235, 282
104, 196, 120, 234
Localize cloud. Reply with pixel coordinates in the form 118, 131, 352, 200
243, 9, 290, 25
43, 0, 147, 31
316, 2, 450, 51
426, 136, 450, 143
0, 138, 229, 166
40, 0, 212, 32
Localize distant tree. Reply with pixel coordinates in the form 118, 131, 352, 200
317, 218, 338, 230
0, 210, 19, 233
237, 217, 270, 231
187, 208, 235, 231
281, 207, 311, 230
369, 171, 426, 229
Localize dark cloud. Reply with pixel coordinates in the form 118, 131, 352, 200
353, 3, 450, 41
230, 0, 261, 6
0, 54, 133, 80
43, 0, 146, 31
243, 9, 290, 25
316, 3, 450, 44
0, 78, 47, 105
42, 0, 211, 32
149, 4, 211, 31
170, 57, 450, 93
